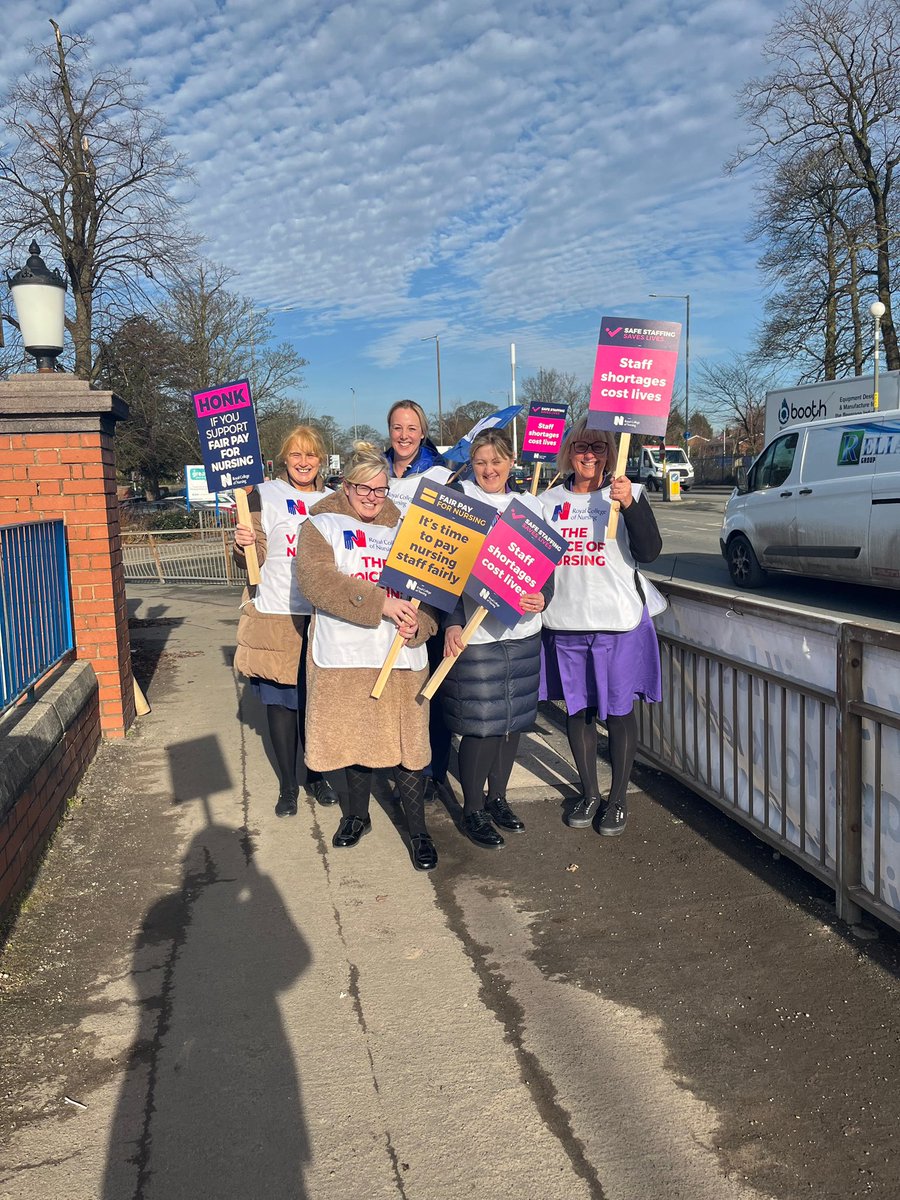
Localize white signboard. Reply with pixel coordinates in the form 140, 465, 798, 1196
186, 464, 216, 503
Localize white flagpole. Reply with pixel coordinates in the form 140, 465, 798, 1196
510, 342, 518, 460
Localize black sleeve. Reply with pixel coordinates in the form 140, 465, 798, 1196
443, 596, 466, 628
540, 569, 555, 606
622, 491, 662, 563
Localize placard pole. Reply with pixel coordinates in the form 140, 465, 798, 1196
530, 463, 542, 495
419, 607, 489, 700
370, 600, 421, 699
234, 487, 261, 585
605, 433, 631, 539
542, 472, 561, 492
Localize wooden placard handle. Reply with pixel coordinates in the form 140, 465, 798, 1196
542, 471, 561, 492
370, 599, 421, 699
605, 433, 631, 540
530, 463, 542, 495
419, 606, 489, 700
234, 487, 260, 585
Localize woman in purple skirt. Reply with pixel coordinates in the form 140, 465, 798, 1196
539, 418, 663, 835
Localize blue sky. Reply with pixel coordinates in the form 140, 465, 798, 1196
1, 0, 788, 433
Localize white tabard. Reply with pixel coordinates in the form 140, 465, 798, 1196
253, 481, 330, 616
307, 512, 428, 670
388, 465, 453, 517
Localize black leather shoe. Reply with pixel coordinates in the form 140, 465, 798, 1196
462, 810, 505, 849
332, 815, 371, 847
410, 834, 438, 871
275, 787, 299, 817
597, 799, 627, 836
309, 777, 339, 806
486, 795, 525, 832
566, 795, 601, 828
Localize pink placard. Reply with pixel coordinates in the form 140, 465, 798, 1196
193, 379, 253, 419
587, 316, 682, 437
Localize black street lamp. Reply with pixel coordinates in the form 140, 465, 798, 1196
7, 241, 67, 372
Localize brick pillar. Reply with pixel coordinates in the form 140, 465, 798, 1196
0, 373, 135, 736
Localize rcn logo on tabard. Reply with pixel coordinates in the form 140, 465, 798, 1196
286, 499, 307, 516
343, 528, 367, 549
552, 501, 571, 521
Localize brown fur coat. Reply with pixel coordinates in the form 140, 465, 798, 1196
296, 490, 438, 771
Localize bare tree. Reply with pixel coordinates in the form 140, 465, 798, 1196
730, 0, 900, 368
0, 21, 198, 378
693, 356, 781, 455
520, 368, 590, 423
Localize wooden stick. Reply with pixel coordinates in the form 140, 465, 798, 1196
530, 463, 542, 495
234, 487, 260, 584
370, 599, 421, 699
605, 433, 631, 539
542, 472, 561, 492
133, 675, 151, 716
419, 606, 489, 699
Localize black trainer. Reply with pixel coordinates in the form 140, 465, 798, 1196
486, 795, 525, 832
597, 798, 627, 836
565, 795, 600, 828
275, 787, 299, 817
462, 810, 505, 849
332, 815, 371, 847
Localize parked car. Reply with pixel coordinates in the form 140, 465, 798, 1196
720, 410, 900, 589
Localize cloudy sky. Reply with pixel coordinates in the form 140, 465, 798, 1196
1, 0, 787, 434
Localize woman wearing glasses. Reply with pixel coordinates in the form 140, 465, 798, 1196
539, 417, 663, 836
296, 442, 440, 871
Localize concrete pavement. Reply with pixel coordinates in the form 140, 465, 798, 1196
1, 582, 898, 1200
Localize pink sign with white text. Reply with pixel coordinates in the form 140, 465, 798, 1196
587, 316, 682, 437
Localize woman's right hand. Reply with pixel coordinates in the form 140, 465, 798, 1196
444, 624, 465, 658
382, 593, 420, 636
234, 522, 256, 548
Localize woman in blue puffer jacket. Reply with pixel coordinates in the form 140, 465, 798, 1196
440, 429, 554, 850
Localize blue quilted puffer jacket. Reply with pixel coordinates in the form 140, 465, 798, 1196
440, 632, 541, 738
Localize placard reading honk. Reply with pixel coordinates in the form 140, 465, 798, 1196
379, 479, 495, 611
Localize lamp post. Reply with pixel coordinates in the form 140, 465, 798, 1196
649, 292, 690, 444
421, 333, 443, 444
871, 300, 886, 411
350, 386, 357, 440
7, 241, 67, 372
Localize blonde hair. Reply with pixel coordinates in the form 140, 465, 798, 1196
556, 417, 616, 477
343, 441, 391, 485
470, 427, 514, 462
387, 400, 429, 438
279, 425, 327, 468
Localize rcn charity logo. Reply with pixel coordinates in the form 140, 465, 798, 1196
552, 501, 571, 522
286, 499, 308, 516
344, 528, 367, 549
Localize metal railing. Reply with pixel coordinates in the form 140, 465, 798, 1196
0, 519, 74, 712
640, 580, 900, 932
122, 518, 246, 585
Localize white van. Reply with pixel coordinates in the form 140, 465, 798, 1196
627, 444, 694, 491
720, 411, 900, 589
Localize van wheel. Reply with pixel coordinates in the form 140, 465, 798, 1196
727, 534, 766, 588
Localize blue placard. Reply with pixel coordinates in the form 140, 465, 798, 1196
192, 378, 265, 493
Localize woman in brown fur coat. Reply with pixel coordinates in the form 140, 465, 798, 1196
296, 442, 440, 871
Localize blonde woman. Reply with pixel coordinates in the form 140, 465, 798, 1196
297, 442, 440, 870
234, 425, 339, 816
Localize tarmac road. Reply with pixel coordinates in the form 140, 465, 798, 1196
0, 582, 898, 1200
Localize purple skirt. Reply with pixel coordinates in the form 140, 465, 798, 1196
540, 610, 662, 718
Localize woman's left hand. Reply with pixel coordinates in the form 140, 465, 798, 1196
519, 592, 545, 614
609, 475, 633, 509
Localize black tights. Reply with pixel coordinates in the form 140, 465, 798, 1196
457, 734, 521, 816
345, 764, 427, 836
565, 707, 637, 809
267, 704, 299, 794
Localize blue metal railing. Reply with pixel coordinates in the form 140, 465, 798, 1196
0, 519, 74, 712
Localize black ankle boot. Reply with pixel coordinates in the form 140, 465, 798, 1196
275, 786, 299, 817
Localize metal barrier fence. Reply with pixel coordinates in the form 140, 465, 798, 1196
641, 580, 900, 933
122, 518, 247, 586
0, 519, 74, 712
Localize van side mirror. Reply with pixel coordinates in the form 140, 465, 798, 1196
735, 464, 748, 494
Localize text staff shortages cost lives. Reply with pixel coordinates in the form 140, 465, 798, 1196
588, 317, 682, 438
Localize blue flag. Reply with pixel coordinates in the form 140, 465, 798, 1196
442, 404, 523, 467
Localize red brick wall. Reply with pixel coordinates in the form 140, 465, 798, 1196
0, 417, 135, 736
0, 683, 100, 923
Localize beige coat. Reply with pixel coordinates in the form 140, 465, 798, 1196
233, 483, 307, 685
296, 490, 438, 771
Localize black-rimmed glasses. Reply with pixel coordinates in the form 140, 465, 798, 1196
571, 441, 609, 455
347, 482, 390, 499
